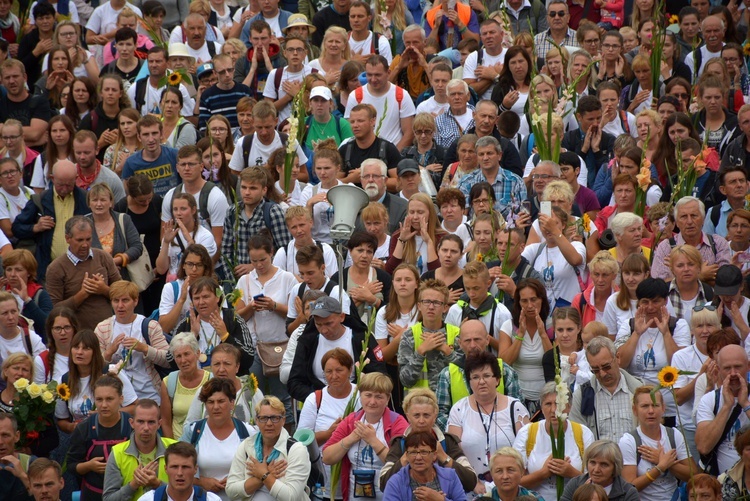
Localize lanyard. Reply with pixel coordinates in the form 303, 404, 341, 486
476, 396, 497, 464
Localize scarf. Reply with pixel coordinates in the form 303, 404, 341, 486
254, 432, 281, 464
0, 13, 19, 35
76, 160, 102, 190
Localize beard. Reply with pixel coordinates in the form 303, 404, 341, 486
364, 184, 380, 198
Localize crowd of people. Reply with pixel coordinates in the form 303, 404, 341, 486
0, 0, 750, 500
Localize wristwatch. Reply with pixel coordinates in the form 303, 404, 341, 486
441, 457, 452, 466
260, 472, 270, 482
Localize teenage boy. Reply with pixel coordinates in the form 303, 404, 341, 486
273, 206, 338, 278
99, 27, 143, 85
18, 2, 56, 85
347, 1, 392, 64
305, 86, 353, 148
121, 115, 180, 198
263, 35, 316, 124
416, 63, 453, 116
487, 227, 543, 311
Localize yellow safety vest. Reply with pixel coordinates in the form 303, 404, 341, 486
526, 421, 585, 459
409, 323, 461, 390
448, 359, 505, 403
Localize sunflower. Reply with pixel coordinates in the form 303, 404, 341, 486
657, 366, 679, 388
668, 14, 679, 25
249, 373, 259, 393
476, 253, 484, 262
167, 72, 182, 86
56, 382, 71, 401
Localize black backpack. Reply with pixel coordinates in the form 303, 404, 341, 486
173, 182, 216, 228
242, 132, 289, 168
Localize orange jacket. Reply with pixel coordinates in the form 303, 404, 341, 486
425, 2, 472, 29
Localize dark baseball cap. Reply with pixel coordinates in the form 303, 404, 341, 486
715, 265, 743, 296
397, 159, 420, 177
309, 296, 342, 318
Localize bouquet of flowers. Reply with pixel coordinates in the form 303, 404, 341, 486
550, 350, 570, 500
285, 81, 307, 195
634, 151, 652, 217
12, 378, 68, 448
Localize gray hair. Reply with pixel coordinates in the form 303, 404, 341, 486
430, 56, 451, 67
674, 196, 705, 220
583, 440, 624, 477
535, 160, 561, 177
610, 212, 643, 238
586, 336, 616, 359
446, 78, 469, 95
475, 99, 499, 115
169, 331, 200, 356
540, 381, 571, 403
360, 158, 387, 177
702, 15, 725, 31
185, 12, 207, 27
475, 136, 502, 154
402, 24, 425, 38
65, 215, 94, 237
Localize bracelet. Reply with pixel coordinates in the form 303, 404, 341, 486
743, 404, 750, 414
398, 238, 407, 244
514, 334, 524, 341
340, 440, 351, 451
645, 469, 657, 481
459, 25, 467, 33
376, 445, 387, 456
272, 301, 277, 311
654, 465, 665, 475
220, 331, 229, 342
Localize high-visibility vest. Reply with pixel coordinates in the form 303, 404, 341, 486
408, 323, 461, 390
448, 359, 505, 403
425, 2, 472, 30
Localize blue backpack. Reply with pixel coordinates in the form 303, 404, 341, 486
189, 417, 251, 446
152, 484, 207, 501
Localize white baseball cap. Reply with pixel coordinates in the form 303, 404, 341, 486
309, 86, 333, 101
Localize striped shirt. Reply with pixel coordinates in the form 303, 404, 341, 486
198, 82, 253, 132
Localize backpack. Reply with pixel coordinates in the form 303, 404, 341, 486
273, 66, 318, 98
189, 417, 250, 446
242, 132, 289, 168
149, 281, 180, 321
353, 85, 404, 110
297, 279, 337, 300
668, 236, 717, 259
342, 137, 388, 173
302, 115, 343, 145
173, 181, 216, 228
619, 110, 631, 135
165, 370, 210, 403
627, 316, 679, 337
627, 426, 676, 466
133, 78, 149, 113
153, 485, 207, 501
79, 413, 133, 495
526, 421, 585, 459
347, 31, 381, 56
709, 204, 721, 229
137, 317, 172, 379
287, 436, 326, 492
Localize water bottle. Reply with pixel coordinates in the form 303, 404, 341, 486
311, 483, 325, 501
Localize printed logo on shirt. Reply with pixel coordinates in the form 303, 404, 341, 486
139, 163, 175, 182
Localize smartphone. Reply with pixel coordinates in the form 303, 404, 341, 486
253, 293, 265, 301
448, 0, 457, 9
521, 200, 531, 215
540, 201, 552, 217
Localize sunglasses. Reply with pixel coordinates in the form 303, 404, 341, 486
549, 10, 566, 17
693, 305, 717, 312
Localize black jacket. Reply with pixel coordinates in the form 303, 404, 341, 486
442, 127, 524, 178
561, 129, 615, 187
720, 133, 750, 176
694, 108, 742, 158
287, 314, 387, 402
355, 191, 408, 236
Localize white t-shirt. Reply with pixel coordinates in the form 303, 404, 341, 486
373, 304, 418, 341
229, 131, 308, 171
137, 489, 222, 501
274, 180, 303, 207
158, 279, 192, 333
348, 31, 393, 65
185, 41, 223, 64
263, 65, 317, 123
169, 26, 226, 45
54, 371, 138, 421
161, 184, 229, 231
85, 2, 142, 35
620, 425, 689, 500
522, 242, 587, 307
236, 268, 298, 345
210, 5, 233, 31
684, 45, 724, 81
110, 315, 160, 402
344, 83, 416, 147
500, 319, 545, 402
264, 12, 282, 38
0, 187, 32, 223
513, 420, 595, 501
523, 154, 588, 187
126, 80, 194, 117
672, 344, 709, 431
30, 0, 79, 23
313, 327, 353, 383
0, 328, 45, 361
298, 181, 343, 244
602, 295, 637, 338
33, 353, 68, 385
452, 109, 474, 132
416, 97, 450, 116
286, 279, 352, 320
696, 389, 748, 474
602, 110, 638, 139
462, 48, 508, 99
273, 240, 338, 278
445, 300, 511, 343
165, 225, 218, 279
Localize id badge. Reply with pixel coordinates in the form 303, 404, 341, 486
353, 469, 376, 498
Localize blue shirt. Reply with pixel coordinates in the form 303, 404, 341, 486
121, 147, 180, 198
457, 167, 527, 218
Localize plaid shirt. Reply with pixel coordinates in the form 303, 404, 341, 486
435, 105, 475, 148
651, 233, 731, 281
397, 323, 464, 392
457, 167, 527, 218
435, 361, 522, 430
219, 200, 292, 279
534, 28, 579, 61
668, 281, 711, 322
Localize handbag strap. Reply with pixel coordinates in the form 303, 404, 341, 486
116, 213, 126, 243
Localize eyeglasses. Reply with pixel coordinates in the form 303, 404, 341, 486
361, 174, 384, 181
532, 174, 557, 180
257, 415, 284, 423
183, 261, 205, 269
693, 305, 717, 312
414, 129, 433, 136
215, 68, 233, 75
671, 93, 690, 99
177, 162, 201, 168
0, 169, 19, 177
420, 299, 445, 308
470, 374, 497, 382
602, 43, 621, 50
548, 10, 566, 17
406, 450, 436, 458
52, 325, 74, 334
1, 134, 20, 142
285, 47, 306, 53
209, 127, 228, 134
472, 198, 491, 205
59, 32, 77, 38
590, 360, 615, 375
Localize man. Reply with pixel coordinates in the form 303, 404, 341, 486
305, 86, 353, 149
12, 161, 90, 281
103, 399, 176, 501
264, 35, 316, 124
234, 20, 285, 99
685, 15, 726, 82
0, 413, 33, 500
28, 459, 63, 501
463, 19, 507, 100
288, 296, 385, 402
388, 26, 430, 100
231, 101, 307, 171
533, 0, 579, 62
704, 166, 746, 237
651, 196, 731, 282
558, 152, 601, 219
355, 158, 408, 235
457, 136, 526, 218
312, 0, 350, 47
721, 103, 750, 176
0, 158, 33, 242
416, 63, 454, 116
136, 443, 221, 501
0, 59, 51, 148
345, 55, 415, 150
339, 103, 402, 188
199, 54, 253, 134
98, 27, 143, 86
434, 319, 521, 430
121, 115, 180, 198
182, 14, 222, 63
696, 344, 750, 475
73, 131, 126, 202
561, 95, 615, 188
17, 2, 56, 86
501, 0, 547, 35
273, 206, 338, 278
45, 216, 121, 331
241, 0, 293, 41
348, 1, 393, 64
162, 145, 229, 261
220, 168, 292, 279
1, 119, 43, 191
488, 227, 543, 311
128, 47, 194, 117
442, 100, 524, 177
435, 79, 475, 148
713, 265, 750, 343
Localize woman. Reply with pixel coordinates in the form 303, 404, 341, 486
620, 386, 696, 500
348, 203, 390, 268
635, 109, 662, 161
615, 147, 661, 206
35, 45, 74, 109
676, 9, 701, 58
668, 245, 714, 326
323, 372, 409, 501
336, 61, 364, 115
597, 31, 633, 86
466, 213, 497, 263
1, 249, 53, 334
155, 192, 217, 280
727, 209, 750, 272
266, 147, 304, 207
87, 183, 144, 282
666, 77, 692, 115
514, 382, 595, 501
610, 212, 650, 264
196, 137, 238, 205
522, 206, 586, 309
50, 21, 99, 81
720, 425, 750, 500
526, 181, 579, 245
300, 140, 346, 244
572, 250, 619, 324
235, 234, 296, 422
80, 74, 131, 155
385, 192, 445, 275
544, 46, 568, 89
479, 447, 543, 501
226, 396, 310, 501
421, 235, 464, 305
561, 440, 640, 501
660, 32, 691, 84
441, 134, 478, 189
181, 377, 256, 500
382, 432, 467, 501
34, 306, 77, 384
656, 95, 681, 124
0, 0, 19, 55
695, 75, 740, 156
64, 77, 97, 129
603, 254, 650, 338
401, 113, 444, 191
41, 114, 75, 188
208, 0, 236, 38
722, 44, 750, 101
491, 47, 532, 130
542, 308, 583, 384
221, 38, 245, 67
309, 27, 350, 87
206, 115, 235, 159
448, 351, 530, 491
102, 108, 141, 176
161, 87, 197, 150
652, 112, 701, 185
160, 332, 212, 439
588, 174, 639, 259
380, 388, 477, 493
373, 0, 413, 55
56, 329, 138, 434
567, 49, 598, 102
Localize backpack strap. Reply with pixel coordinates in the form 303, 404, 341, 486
274, 67, 284, 98
172, 281, 180, 307
707, 234, 717, 258
372, 32, 380, 55
476, 48, 483, 66
242, 134, 255, 167
197, 182, 215, 226
324, 280, 336, 296
315, 389, 323, 410
207, 41, 217, 58
134, 78, 148, 113
153, 484, 168, 501
531, 242, 547, 268
710, 204, 721, 228
377, 138, 387, 161
571, 421, 585, 460
354, 86, 364, 104
619, 110, 630, 135
630, 428, 643, 464
90, 109, 100, 132
262, 200, 275, 232
189, 418, 208, 446
509, 399, 518, 436
526, 421, 539, 457
166, 371, 179, 402
233, 417, 250, 440
19, 318, 32, 355
40, 350, 50, 381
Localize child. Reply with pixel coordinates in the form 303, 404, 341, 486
620, 26, 638, 52
573, 320, 609, 385
498, 110, 523, 154
597, 0, 624, 30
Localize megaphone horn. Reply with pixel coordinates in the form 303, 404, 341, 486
326, 184, 370, 242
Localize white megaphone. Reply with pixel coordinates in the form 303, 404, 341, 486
326, 184, 370, 242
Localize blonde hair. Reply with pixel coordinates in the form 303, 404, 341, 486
255, 396, 285, 416
536, 113, 564, 137
361, 202, 388, 223
320, 26, 351, 61
401, 193, 445, 266
541, 180, 574, 204
490, 447, 525, 471
582, 321, 609, 339
669, 244, 702, 272
589, 250, 619, 276
285, 205, 312, 222
402, 388, 439, 414
374, 0, 407, 31
2, 353, 33, 381
358, 372, 393, 394
691, 307, 721, 330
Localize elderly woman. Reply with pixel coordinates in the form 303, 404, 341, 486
1, 249, 52, 336
226, 396, 311, 501
602, 253, 650, 338
442, 134, 479, 189
620, 386, 696, 500
668, 245, 714, 326
561, 440, 640, 501
323, 373, 409, 501
527, 181, 579, 245
380, 388, 476, 493
448, 351, 530, 494
401, 112, 445, 190
572, 251, 618, 324
160, 332, 212, 439
382, 431, 467, 501
609, 212, 650, 264
180, 377, 256, 500
477, 447, 543, 500
514, 381, 595, 501
727, 209, 750, 272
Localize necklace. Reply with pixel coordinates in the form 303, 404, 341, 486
97, 219, 114, 235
